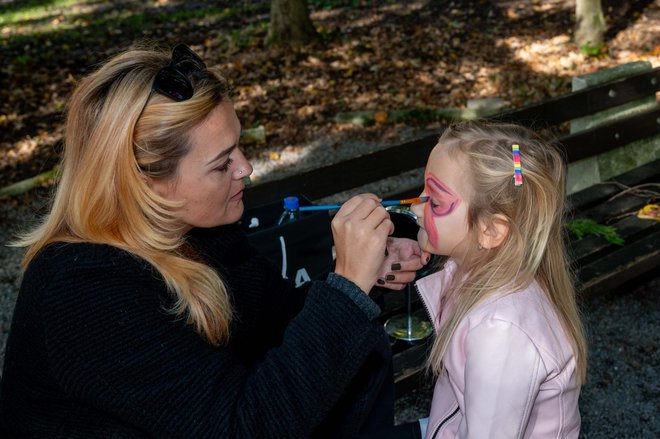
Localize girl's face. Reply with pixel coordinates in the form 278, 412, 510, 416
150, 100, 253, 232
410, 146, 471, 261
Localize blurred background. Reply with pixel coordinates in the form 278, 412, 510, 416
1, 0, 658, 192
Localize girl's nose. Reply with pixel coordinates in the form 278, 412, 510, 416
410, 194, 425, 219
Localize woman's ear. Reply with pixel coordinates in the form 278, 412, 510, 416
478, 214, 509, 250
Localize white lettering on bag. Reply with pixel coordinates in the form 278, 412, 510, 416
279, 236, 311, 286
295, 268, 311, 287
279, 236, 288, 279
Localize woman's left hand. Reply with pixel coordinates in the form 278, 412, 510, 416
375, 237, 430, 290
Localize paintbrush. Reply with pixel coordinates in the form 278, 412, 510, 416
298, 196, 429, 212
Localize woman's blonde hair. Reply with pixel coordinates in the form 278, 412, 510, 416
18, 45, 233, 345
427, 121, 587, 383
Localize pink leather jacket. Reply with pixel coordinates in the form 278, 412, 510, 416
416, 260, 581, 438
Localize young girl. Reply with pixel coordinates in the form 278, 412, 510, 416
410, 121, 587, 438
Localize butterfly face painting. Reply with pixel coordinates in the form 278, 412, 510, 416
423, 172, 462, 247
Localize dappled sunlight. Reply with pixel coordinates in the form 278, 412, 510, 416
1, 0, 106, 36
499, 34, 590, 76
353, 90, 380, 106
1, 0, 658, 190
496, 0, 572, 19
245, 120, 428, 189
498, 26, 659, 79
415, 71, 440, 86
0, 127, 62, 169
313, 0, 426, 30
237, 83, 268, 100
247, 141, 316, 185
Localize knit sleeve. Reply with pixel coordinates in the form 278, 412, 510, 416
37, 244, 384, 438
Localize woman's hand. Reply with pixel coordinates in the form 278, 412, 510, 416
376, 238, 430, 290
332, 194, 393, 294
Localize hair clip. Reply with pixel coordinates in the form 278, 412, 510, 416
512, 144, 523, 186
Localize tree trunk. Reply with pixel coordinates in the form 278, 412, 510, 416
269, 0, 319, 46
575, 0, 606, 49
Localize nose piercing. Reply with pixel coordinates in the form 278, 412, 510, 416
238, 169, 243, 175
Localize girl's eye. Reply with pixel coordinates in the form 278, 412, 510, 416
430, 198, 454, 216
215, 158, 233, 173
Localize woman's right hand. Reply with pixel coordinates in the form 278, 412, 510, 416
332, 194, 393, 294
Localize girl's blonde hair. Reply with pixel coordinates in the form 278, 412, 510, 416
18, 45, 233, 346
427, 121, 587, 383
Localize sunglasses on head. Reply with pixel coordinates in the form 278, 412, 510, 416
151, 43, 207, 101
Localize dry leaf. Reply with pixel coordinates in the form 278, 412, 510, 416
374, 111, 389, 124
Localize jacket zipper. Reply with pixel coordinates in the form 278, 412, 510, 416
415, 281, 458, 439
414, 282, 435, 326
430, 405, 460, 439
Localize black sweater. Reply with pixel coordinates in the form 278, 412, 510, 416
0, 224, 388, 438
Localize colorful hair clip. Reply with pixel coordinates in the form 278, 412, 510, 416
512, 144, 523, 186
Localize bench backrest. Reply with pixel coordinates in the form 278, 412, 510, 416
244, 67, 660, 209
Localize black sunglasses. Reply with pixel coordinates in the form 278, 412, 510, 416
151, 43, 207, 101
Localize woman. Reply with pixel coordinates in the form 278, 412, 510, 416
0, 44, 428, 437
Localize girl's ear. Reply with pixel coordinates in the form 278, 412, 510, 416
478, 214, 509, 250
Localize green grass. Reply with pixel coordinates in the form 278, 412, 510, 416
0, 0, 80, 26
1, 1, 266, 39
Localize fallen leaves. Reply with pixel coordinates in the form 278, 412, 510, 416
0, 0, 658, 190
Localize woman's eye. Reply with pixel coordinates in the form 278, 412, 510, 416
215, 158, 233, 173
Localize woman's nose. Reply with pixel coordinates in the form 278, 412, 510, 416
233, 149, 253, 180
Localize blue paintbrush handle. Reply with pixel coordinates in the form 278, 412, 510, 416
298, 197, 428, 212
298, 205, 341, 211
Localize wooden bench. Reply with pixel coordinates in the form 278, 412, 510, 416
243, 65, 660, 396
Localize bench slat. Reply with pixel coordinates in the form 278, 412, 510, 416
245, 106, 659, 207
573, 186, 657, 224
559, 107, 660, 162
567, 158, 660, 211
569, 215, 660, 267
577, 228, 660, 299
245, 134, 438, 207
492, 68, 660, 126
244, 69, 659, 207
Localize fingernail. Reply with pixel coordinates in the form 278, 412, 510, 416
377, 279, 385, 285
386, 274, 395, 281
391, 263, 401, 271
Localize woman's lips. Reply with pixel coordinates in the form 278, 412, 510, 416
230, 188, 244, 201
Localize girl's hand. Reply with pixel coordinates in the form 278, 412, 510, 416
332, 194, 393, 294
376, 237, 430, 290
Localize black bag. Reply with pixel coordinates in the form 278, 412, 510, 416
239, 195, 334, 287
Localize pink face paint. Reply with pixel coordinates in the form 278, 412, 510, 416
423, 172, 462, 247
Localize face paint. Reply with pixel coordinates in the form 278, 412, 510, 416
423, 172, 462, 247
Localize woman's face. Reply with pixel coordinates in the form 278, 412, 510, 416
150, 100, 253, 231
410, 145, 471, 261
